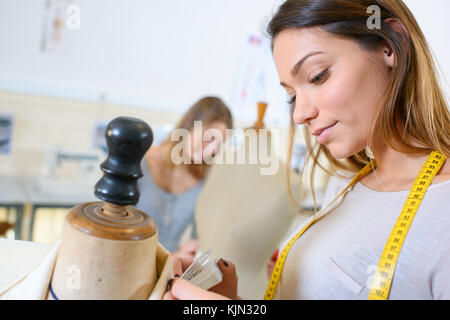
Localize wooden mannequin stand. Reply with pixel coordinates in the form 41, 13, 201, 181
252, 102, 268, 130
48, 117, 159, 300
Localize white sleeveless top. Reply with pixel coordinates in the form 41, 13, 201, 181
275, 174, 450, 300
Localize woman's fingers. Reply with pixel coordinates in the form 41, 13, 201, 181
266, 260, 276, 279
267, 249, 279, 279
179, 255, 194, 271
165, 258, 239, 300
171, 254, 195, 275
218, 258, 236, 275
163, 290, 176, 300
209, 258, 238, 299
170, 279, 230, 300
171, 254, 184, 276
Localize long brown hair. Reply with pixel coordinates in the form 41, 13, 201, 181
268, 0, 450, 212
163, 96, 233, 180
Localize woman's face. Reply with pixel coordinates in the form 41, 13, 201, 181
273, 27, 393, 159
189, 121, 228, 164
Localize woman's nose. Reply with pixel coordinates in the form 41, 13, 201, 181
293, 96, 318, 125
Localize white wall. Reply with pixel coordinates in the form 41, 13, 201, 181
0, 0, 284, 117
0, 0, 448, 118
404, 0, 450, 101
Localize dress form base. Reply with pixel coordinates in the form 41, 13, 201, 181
48, 202, 158, 300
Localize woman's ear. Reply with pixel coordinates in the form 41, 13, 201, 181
381, 41, 395, 69
382, 18, 409, 68
385, 18, 409, 40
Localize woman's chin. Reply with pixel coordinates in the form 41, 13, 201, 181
326, 143, 357, 160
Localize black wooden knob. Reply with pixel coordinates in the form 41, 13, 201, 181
94, 117, 153, 205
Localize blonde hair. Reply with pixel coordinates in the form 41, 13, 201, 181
268, 0, 450, 213
163, 96, 233, 180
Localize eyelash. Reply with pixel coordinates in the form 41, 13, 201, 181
286, 68, 331, 105
287, 96, 296, 105
310, 68, 330, 85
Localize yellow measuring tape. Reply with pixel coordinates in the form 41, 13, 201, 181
264, 151, 447, 300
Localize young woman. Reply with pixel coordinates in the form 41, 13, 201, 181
164, 0, 450, 300
136, 97, 233, 256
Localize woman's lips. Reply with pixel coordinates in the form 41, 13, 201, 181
316, 122, 337, 144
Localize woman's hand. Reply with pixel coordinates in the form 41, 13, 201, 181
266, 249, 279, 280
163, 279, 230, 300
174, 239, 199, 261
166, 256, 239, 300
170, 253, 194, 277
209, 259, 239, 299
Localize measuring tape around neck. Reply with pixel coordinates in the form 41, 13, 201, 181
368, 151, 447, 299
264, 151, 447, 300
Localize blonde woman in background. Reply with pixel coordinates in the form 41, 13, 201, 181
137, 97, 233, 259
164, 0, 450, 300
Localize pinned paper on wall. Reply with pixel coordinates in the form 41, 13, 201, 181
40, 0, 78, 54
232, 34, 290, 126
0, 115, 13, 155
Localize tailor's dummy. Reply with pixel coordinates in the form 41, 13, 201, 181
48, 117, 159, 299
195, 102, 306, 299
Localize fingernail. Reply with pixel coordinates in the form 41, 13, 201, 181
166, 279, 174, 291
221, 258, 229, 267
174, 274, 180, 278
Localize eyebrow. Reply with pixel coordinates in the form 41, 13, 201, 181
281, 51, 325, 88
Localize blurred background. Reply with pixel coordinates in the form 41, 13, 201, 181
0, 0, 448, 261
